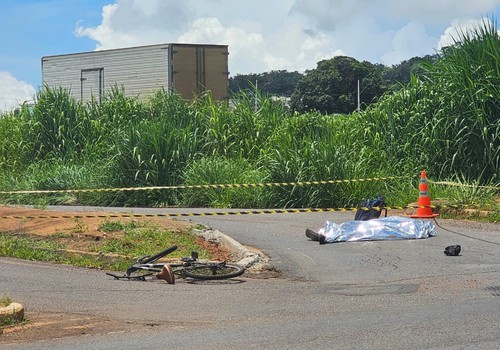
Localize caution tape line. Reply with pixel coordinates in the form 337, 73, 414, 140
0, 176, 410, 195
0, 204, 476, 220
429, 180, 500, 190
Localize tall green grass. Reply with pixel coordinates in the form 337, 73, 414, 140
0, 19, 497, 209
363, 18, 500, 182
181, 156, 268, 208
25, 86, 98, 161
0, 112, 27, 173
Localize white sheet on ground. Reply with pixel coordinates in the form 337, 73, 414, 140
318, 216, 437, 243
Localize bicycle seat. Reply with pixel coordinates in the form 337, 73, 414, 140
156, 264, 175, 284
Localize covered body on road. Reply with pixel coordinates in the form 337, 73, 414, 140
317, 216, 437, 244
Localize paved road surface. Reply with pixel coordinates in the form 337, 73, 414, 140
1, 207, 499, 349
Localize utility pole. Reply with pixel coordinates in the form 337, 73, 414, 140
255, 79, 258, 112
357, 79, 360, 113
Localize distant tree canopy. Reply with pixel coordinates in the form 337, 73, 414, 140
229, 70, 302, 97
228, 55, 438, 114
382, 54, 439, 90
289, 56, 387, 114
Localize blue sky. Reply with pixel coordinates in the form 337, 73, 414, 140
1, 0, 499, 112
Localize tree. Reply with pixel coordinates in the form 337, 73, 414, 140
229, 70, 303, 97
382, 54, 439, 89
289, 56, 387, 114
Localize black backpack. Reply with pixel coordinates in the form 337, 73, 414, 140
354, 195, 387, 221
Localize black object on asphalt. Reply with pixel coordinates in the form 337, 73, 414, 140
444, 245, 461, 256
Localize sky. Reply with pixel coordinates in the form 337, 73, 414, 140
1, 0, 499, 112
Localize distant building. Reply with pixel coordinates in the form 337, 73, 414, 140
41, 43, 229, 103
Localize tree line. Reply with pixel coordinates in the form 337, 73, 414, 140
229, 54, 438, 114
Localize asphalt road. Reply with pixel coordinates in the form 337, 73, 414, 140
2, 207, 500, 349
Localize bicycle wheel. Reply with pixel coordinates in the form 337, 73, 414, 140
182, 263, 245, 280
139, 245, 178, 264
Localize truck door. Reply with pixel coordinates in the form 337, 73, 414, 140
81, 68, 103, 103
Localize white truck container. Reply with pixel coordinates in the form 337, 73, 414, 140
41, 43, 229, 102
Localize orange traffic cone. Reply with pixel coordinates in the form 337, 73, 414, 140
410, 170, 439, 218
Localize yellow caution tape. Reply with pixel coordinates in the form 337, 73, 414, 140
0, 204, 472, 220
0, 176, 410, 195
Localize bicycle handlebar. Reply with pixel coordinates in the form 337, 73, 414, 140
138, 245, 178, 264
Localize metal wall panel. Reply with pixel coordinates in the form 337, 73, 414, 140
41, 43, 228, 103
42, 44, 170, 102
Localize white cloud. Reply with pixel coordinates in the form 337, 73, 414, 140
386, 0, 500, 24
178, 17, 275, 74
75, 4, 143, 49
295, 33, 344, 68
0, 72, 36, 113
73, 0, 500, 75
74, 0, 351, 74
382, 22, 438, 65
438, 18, 497, 49
292, 0, 369, 28
74, 1, 191, 49
0, 0, 497, 112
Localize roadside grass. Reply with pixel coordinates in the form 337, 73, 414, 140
0, 315, 25, 328
429, 178, 500, 223
0, 219, 215, 272
0, 296, 12, 307
437, 206, 500, 223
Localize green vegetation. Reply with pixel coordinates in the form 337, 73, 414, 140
290, 56, 387, 114
230, 70, 303, 97
0, 19, 498, 216
229, 55, 437, 106
0, 296, 12, 307
361, 19, 500, 182
1, 316, 22, 328
99, 219, 139, 233
0, 220, 211, 271
0, 235, 63, 261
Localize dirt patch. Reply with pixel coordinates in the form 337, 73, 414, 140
0, 205, 231, 261
0, 205, 191, 237
0, 311, 150, 345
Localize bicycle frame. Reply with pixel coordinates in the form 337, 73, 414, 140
126, 250, 199, 276
107, 245, 245, 282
